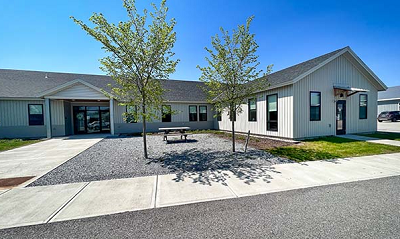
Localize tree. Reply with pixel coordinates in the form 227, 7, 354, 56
71, 0, 179, 158
197, 16, 271, 152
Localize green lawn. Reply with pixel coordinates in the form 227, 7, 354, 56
357, 132, 400, 141
0, 139, 42, 152
267, 136, 400, 162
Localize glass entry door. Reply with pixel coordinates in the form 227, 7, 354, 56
73, 106, 110, 134
336, 100, 346, 135
74, 109, 86, 134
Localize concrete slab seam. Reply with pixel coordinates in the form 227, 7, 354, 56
45, 182, 91, 223
152, 175, 159, 209
0, 189, 11, 196
224, 180, 239, 198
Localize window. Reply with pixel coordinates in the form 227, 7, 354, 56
267, 94, 278, 131
248, 98, 257, 121
189, 105, 197, 121
162, 105, 172, 122
28, 104, 44, 126
310, 92, 321, 121
216, 110, 222, 121
126, 106, 138, 123
199, 106, 207, 121
359, 94, 368, 119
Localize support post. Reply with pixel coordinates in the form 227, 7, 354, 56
110, 99, 115, 135
45, 98, 52, 138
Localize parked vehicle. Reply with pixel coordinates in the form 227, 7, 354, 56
377, 111, 400, 122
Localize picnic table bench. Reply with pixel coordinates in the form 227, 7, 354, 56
159, 127, 191, 142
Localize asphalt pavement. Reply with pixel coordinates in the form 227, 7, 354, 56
1, 175, 399, 239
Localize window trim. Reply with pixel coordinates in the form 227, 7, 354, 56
359, 94, 368, 119
267, 94, 278, 131
189, 105, 198, 121
199, 105, 207, 121
125, 105, 138, 123
162, 105, 172, 122
248, 98, 257, 122
310, 91, 321, 121
28, 104, 44, 126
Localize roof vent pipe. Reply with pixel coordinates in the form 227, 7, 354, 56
45, 73, 48, 79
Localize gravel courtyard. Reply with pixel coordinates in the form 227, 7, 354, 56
29, 134, 291, 187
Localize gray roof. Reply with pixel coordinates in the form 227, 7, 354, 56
0, 69, 207, 102
378, 86, 400, 100
0, 46, 352, 101
261, 47, 347, 86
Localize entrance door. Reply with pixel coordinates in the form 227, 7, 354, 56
73, 106, 110, 134
336, 100, 346, 135
73, 107, 86, 134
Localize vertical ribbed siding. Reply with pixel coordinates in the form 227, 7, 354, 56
378, 100, 400, 114
293, 54, 378, 138
50, 100, 65, 125
0, 99, 45, 126
113, 102, 215, 124
216, 85, 294, 138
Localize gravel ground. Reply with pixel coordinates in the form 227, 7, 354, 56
29, 134, 291, 187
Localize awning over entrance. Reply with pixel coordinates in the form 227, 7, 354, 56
333, 84, 369, 97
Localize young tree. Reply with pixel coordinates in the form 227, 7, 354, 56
71, 0, 178, 158
197, 16, 271, 152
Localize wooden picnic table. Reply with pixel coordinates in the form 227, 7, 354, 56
159, 127, 191, 142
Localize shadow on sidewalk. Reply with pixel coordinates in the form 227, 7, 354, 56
151, 149, 290, 186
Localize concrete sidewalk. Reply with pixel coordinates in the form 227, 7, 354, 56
1, 152, 400, 229
0, 134, 105, 188
338, 134, 400, 147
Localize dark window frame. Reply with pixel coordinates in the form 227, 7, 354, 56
267, 94, 278, 131
310, 91, 321, 121
126, 105, 138, 123
199, 105, 207, 121
28, 104, 44, 126
248, 98, 257, 122
189, 105, 198, 121
359, 94, 368, 119
162, 105, 172, 122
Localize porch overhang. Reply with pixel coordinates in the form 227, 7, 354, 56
333, 84, 369, 97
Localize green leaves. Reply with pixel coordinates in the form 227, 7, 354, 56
198, 16, 271, 116
71, 0, 179, 123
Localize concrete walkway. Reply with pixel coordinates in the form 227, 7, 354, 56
1, 152, 400, 230
338, 134, 400, 147
0, 134, 105, 188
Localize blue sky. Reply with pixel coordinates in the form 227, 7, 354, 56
0, 0, 399, 86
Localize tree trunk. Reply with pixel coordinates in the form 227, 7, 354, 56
231, 109, 235, 152
142, 103, 148, 159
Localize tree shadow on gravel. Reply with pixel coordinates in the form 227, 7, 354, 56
150, 149, 291, 186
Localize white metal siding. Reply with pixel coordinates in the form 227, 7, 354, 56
0, 99, 45, 126
50, 83, 107, 99
216, 85, 294, 138
378, 100, 400, 114
293, 54, 378, 138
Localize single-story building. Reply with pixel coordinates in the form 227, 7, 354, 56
0, 46, 387, 139
378, 86, 400, 114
